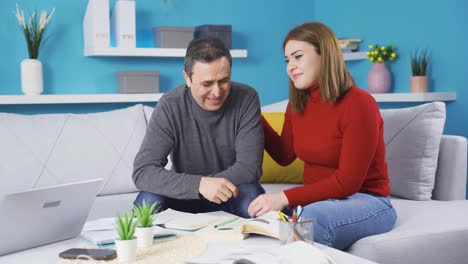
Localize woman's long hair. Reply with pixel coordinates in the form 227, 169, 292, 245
283, 22, 355, 113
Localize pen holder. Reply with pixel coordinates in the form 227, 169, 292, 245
278, 218, 314, 245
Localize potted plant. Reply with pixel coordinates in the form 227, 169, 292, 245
115, 212, 138, 263
410, 48, 429, 93
13, 4, 55, 95
133, 200, 160, 248
366, 44, 398, 93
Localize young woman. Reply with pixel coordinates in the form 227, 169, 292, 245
247, 22, 397, 250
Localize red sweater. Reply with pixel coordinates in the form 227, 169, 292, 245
263, 85, 391, 207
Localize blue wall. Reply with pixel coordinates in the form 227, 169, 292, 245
1, 0, 467, 194
313, 0, 468, 139
1, 0, 313, 106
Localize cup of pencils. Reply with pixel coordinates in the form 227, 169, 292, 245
277, 209, 314, 245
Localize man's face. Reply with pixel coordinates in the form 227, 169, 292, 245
183, 57, 231, 111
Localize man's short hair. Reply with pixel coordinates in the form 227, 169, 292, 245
184, 37, 232, 79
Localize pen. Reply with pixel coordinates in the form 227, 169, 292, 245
277, 210, 288, 222
214, 216, 240, 228
296, 205, 303, 221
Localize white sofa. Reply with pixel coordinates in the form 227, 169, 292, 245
1, 101, 467, 264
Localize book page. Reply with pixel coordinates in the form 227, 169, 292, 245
241, 211, 281, 238
195, 211, 281, 240
153, 208, 221, 231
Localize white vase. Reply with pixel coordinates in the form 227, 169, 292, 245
115, 237, 137, 263
135, 227, 153, 248
20, 59, 43, 95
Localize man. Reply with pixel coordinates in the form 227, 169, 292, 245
132, 37, 264, 218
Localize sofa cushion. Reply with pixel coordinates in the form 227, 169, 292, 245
0, 104, 147, 197
348, 198, 468, 264
381, 102, 445, 200
260, 112, 304, 184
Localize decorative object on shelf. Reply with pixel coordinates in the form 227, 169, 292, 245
111, 0, 136, 48
410, 48, 429, 93
14, 3, 55, 95
338, 38, 361, 51
117, 71, 160, 93
194, 25, 232, 49
134, 200, 160, 248
366, 44, 397, 93
83, 0, 111, 50
115, 212, 138, 263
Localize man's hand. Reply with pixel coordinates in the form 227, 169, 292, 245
247, 192, 289, 217
199, 177, 238, 204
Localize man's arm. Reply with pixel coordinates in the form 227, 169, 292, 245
213, 90, 264, 184
132, 100, 203, 200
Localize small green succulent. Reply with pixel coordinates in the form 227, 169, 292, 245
133, 200, 160, 228
115, 212, 137, 240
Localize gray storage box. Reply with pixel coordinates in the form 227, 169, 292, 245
194, 25, 232, 49
117, 71, 159, 93
153, 26, 193, 48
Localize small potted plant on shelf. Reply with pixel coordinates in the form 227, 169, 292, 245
115, 212, 138, 263
134, 200, 160, 248
410, 48, 429, 93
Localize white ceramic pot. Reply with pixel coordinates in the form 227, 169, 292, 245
115, 237, 137, 263
20, 59, 43, 95
135, 227, 153, 248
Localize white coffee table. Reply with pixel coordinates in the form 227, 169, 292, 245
0, 234, 376, 264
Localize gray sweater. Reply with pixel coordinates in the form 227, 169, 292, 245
132, 82, 264, 199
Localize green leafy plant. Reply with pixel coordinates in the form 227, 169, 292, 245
133, 200, 160, 228
115, 212, 137, 240
411, 49, 429, 76
367, 44, 397, 63
13, 3, 55, 59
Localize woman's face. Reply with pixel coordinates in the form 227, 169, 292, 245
284, 40, 321, 90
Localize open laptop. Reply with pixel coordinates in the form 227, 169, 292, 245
0, 178, 103, 256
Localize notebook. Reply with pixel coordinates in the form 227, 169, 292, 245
153, 208, 221, 231
195, 211, 281, 240
0, 179, 103, 256
81, 217, 176, 247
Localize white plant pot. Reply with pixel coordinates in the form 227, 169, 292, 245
135, 226, 153, 248
20, 59, 43, 95
115, 237, 137, 263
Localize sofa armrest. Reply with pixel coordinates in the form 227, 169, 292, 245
432, 135, 467, 201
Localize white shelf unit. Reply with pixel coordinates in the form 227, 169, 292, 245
371, 92, 456, 102
84, 47, 248, 58
0, 93, 163, 105
343, 52, 367, 61
0, 92, 456, 105
261, 92, 457, 112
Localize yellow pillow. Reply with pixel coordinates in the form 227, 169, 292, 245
260, 112, 304, 183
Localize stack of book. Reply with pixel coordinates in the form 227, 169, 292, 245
338, 38, 361, 52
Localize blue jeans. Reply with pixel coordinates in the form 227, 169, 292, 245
299, 193, 397, 250
134, 183, 265, 218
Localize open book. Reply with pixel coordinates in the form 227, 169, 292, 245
80, 217, 176, 247
195, 211, 281, 240
153, 208, 221, 231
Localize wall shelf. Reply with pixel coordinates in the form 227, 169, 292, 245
372, 92, 456, 102
261, 92, 457, 112
0, 92, 455, 106
0, 93, 163, 105
84, 47, 248, 58
343, 52, 367, 61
